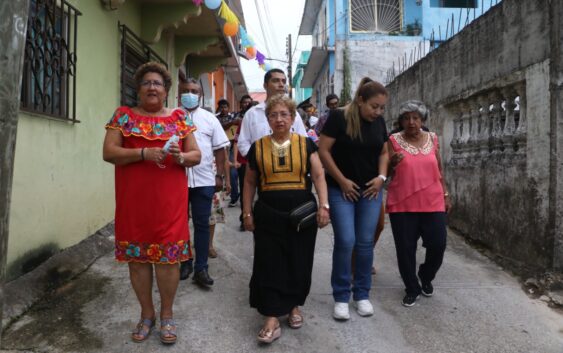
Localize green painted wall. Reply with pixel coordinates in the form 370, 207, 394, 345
6, 0, 169, 280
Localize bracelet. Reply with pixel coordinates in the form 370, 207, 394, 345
377, 174, 387, 182
243, 213, 252, 219
141, 148, 145, 161
444, 192, 450, 197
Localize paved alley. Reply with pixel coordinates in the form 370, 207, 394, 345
2, 206, 562, 353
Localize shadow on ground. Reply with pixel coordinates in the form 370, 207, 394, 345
2, 271, 110, 352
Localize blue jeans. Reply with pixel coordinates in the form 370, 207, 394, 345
188, 186, 215, 273
230, 166, 239, 202
329, 186, 383, 302
228, 147, 239, 203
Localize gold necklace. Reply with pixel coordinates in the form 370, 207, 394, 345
271, 135, 291, 158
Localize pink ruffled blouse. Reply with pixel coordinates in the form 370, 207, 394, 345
386, 131, 445, 213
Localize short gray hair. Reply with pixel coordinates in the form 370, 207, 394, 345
398, 100, 428, 122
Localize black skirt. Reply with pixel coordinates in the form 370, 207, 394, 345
249, 198, 318, 317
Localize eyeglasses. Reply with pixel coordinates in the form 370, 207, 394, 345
268, 112, 292, 120
140, 80, 164, 88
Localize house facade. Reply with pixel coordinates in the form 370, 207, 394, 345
6, 0, 247, 281
297, 0, 493, 109
292, 51, 314, 105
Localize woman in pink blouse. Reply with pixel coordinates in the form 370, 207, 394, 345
386, 100, 451, 307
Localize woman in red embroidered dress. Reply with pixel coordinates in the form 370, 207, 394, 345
103, 62, 200, 344
386, 100, 451, 308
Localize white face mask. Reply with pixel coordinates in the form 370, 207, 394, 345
181, 93, 199, 109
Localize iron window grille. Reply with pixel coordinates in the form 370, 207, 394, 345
119, 23, 168, 108
350, 0, 402, 33
20, 0, 81, 122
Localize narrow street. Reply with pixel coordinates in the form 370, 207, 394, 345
1, 206, 562, 353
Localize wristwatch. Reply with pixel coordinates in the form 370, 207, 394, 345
321, 203, 330, 210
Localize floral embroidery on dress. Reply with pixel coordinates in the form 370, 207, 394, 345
393, 131, 435, 155
115, 239, 191, 264
105, 106, 196, 140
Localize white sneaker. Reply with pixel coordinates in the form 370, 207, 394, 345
354, 299, 374, 317
333, 302, 350, 320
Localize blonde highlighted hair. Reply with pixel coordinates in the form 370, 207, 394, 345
344, 77, 388, 140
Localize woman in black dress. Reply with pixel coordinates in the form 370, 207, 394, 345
242, 94, 330, 344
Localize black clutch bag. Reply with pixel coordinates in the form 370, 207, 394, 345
288, 200, 318, 232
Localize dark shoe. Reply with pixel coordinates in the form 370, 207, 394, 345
179, 261, 193, 281
421, 282, 434, 297
402, 294, 420, 307
193, 269, 214, 287
239, 223, 245, 231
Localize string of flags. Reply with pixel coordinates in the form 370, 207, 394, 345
193, 0, 272, 71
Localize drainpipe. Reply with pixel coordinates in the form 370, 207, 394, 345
0, 0, 30, 340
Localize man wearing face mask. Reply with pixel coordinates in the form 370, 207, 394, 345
178, 77, 230, 286
237, 69, 308, 157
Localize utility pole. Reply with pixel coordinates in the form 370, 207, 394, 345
286, 34, 293, 98
0, 0, 30, 341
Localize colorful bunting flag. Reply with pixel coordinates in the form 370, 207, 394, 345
191, 0, 270, 71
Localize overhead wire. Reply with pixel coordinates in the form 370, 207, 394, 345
253, 0, 273, 57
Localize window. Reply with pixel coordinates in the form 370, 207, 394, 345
430, 0, 477, 8
20, 0, 81, 121
119, 24, 167, 107
350, 0, 402, 33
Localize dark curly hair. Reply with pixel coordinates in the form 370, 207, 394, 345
133, 61, 172, 93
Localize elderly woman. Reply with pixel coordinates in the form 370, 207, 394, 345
242, 94, 330, 344
103, 62, 201, 344
386, 100, 451, 307
318, 77, 389, 320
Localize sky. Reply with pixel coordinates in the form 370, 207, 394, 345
239, 0, 312, 92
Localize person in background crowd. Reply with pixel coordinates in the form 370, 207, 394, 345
318, 77, 389, 321
236, 94, 253, 119
315, 93, 339, 136
386, 100, 451, 307
237, 69, 307, 158
103, 62, 201, 345
216, 99, 240, 207
208, 153, 231, 258
232, 94, 254, 231
243, 94, 330, 344
305, 113, 319, 144
179, 78, 230, 287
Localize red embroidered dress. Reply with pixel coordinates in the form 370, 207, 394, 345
105, 106, 196, 264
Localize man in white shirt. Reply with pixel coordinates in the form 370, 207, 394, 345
178, 78, 230, 287
237, 69, 307, 157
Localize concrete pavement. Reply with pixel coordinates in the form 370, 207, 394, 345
2, 206, 562, 353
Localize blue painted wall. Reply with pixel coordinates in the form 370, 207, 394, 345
420, 0, 494, 39
330, 0, 494, 40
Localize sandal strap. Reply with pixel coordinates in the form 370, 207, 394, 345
133, 318, 155, 337
160, 318, 177, 338
258, 325, 280, 338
